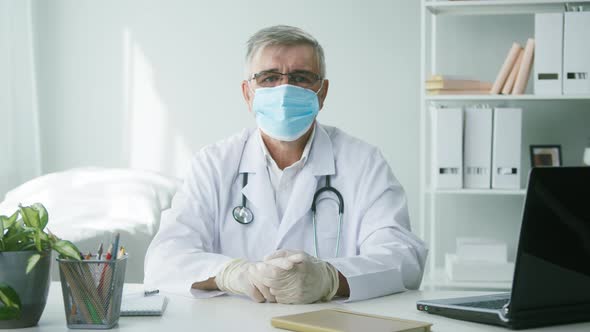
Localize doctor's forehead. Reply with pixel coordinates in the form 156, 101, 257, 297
249, 44, 319, 74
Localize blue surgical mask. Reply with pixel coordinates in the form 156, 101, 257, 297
252, 84, 320, 142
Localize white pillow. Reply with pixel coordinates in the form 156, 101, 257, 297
0, 167, 180, 239
0, 167, 181, 282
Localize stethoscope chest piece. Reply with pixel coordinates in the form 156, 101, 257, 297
233, 205, 254, 224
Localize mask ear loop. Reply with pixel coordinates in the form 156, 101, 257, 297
315, 79, 324, 95
247, 79, 256, 95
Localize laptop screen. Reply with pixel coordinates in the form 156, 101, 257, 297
511, 167, 590, 312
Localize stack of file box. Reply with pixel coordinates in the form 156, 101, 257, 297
535, 10, 590, 95
431, 106, 522, 190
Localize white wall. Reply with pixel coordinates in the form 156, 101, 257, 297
32, 0, 422, 228
0, 0, 41, 196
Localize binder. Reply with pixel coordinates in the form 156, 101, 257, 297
563, 11, 590, 94
463, 107, 493, 189
431, 106, 463, 189
534, 13, 564, 95
492, 108, 522, 189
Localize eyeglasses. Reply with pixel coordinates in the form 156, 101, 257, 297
249, 70, 322, 89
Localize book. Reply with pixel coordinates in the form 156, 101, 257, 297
271, 309, 432, 332
120, 293, 168, 316
428, 74, 474, 81
491, 42, 522, 94
426, 79, 493, 90
512, 38, 535, 95
501, 47, 524, 95
427, 89, 490, 95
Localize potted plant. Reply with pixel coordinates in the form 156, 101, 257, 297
0, 203, 80, 328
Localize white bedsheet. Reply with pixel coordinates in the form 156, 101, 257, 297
0, 167, 181, 283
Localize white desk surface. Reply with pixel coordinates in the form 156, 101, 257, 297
23, 282, 590, 331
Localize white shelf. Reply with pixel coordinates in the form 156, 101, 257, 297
423, 269, 512, 291
426, 94, 590, 101
425, 0, 590, 16
428, 188, 527, 195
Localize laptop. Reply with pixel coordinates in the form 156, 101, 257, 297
417, 167, 590, 329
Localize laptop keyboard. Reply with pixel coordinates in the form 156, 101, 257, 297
459, 298, 509, 310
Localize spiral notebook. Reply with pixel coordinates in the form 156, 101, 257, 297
120, 293, 168, 316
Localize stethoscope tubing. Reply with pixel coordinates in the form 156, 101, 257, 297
233, 173, 344, 258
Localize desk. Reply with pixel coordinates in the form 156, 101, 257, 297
22, 282, 590, 331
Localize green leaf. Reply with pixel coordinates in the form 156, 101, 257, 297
0, 283, 21, 309
1, 211, 19, 236
30, 203, 48, 230
0, 306, 20, 320
3, 219, 22, 241
18, 204, 40, 229
0, 283, 21, 320
3, 227, 35, 248
26, 253, 42, 274
46, 228, 58, 245
53, 240, 81, 261
34, 230, 42, 252
0, 216, 4, 241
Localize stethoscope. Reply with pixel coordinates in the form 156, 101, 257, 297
232, 173, 344, 258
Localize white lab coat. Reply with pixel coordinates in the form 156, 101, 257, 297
144, 123, 427, 302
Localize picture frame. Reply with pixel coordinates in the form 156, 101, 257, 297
530, 145, 562, 167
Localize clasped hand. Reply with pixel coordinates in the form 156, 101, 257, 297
215, 250, 339, 304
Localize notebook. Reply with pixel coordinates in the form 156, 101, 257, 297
120, 293, 168, 316
271, 308, 432, 332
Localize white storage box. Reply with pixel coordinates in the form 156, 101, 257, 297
445, 254, 515, 282
456, 237, 508, 263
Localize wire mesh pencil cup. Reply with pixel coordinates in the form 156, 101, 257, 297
57, 255, 127, 329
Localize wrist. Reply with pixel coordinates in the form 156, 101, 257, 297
215, 258, 245, 294
322, 263, 340, 301
191, 277, 219, 291
336, 271, 350, 297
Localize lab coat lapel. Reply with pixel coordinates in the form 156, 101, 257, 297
275, 124, 335, 249
239, 130, 280, 228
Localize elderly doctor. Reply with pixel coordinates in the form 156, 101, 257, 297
144, 25, 427, 304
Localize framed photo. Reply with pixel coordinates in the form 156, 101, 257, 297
530, 145, 562, 167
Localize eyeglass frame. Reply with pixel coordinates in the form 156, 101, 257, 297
247, 70, 324, 90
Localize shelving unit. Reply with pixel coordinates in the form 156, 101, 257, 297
419, 0, 590, 291
426, 94, 590, 101
428, 189, 527, 195
424, 0, 589, 16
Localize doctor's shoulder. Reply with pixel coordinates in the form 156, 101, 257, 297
324, 125, 384, 165
186, 128, 252, 176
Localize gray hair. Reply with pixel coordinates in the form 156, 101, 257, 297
245, 25, 326, 79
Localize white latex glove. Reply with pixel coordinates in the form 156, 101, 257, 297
215, 259, 275, 303
254, 249, 339, 304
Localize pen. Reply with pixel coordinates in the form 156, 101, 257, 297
106, 244, 113, 259
144, 289, 159, 297
97, 243, 103, 260
112, 233, 120, 260
117, 246, 126, 259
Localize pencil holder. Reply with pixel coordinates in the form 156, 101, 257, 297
57, 255, 127, 329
